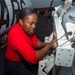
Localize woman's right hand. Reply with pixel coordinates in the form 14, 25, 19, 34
50, 32, 58, 49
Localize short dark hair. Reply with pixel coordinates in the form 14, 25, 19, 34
16, 7, 36, 20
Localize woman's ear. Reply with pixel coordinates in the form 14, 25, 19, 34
19, 19, 23, 26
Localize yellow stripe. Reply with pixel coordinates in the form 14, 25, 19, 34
0, 43, 7, 49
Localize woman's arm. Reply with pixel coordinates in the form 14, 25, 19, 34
36, 32, 57, 59
37, 41, 49, 48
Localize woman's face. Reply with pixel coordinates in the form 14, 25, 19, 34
19, 13, 37, 35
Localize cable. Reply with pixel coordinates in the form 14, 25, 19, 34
50, 0, 55, 7
60, 36, 75, 47
56, 31, 72, 41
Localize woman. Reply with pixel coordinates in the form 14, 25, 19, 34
5, 7, 57, 75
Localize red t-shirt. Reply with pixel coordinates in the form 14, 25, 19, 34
5, 23, 41, 64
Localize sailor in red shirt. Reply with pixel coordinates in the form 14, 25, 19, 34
5, 22, 40, 63
5, 7, 57, 75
